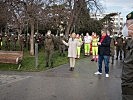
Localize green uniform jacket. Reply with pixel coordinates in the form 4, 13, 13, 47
110, 38, 115, 56
121, 39, 133, 96
116, 37, 123, 48
44, 35, 55, 51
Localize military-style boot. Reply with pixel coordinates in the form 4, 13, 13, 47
111, 57, 114, 64
45, 63, 49, 67
91, 58, 95, 61
51, 62, 54, 68
63, 53, 65, 57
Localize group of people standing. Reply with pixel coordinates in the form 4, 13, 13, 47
44, 10, 133, 100
44, 27, 130, 77
61, 29, 132, 79
61, 30, 110, 74
0, 32, 44, 51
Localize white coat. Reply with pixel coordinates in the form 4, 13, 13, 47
63, 38, 80, 58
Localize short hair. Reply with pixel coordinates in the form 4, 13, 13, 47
101, 29, 107, 33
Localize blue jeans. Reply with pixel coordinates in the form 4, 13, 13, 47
98, 55, 110, 74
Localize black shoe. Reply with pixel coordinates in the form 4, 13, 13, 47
45, 64, 49, 67
69, 67, 72, 71
72, 67, 74, 71
51, 62, 54, 68
69, 67, 74, 71
91, 59, 94, 61
62, 54, 65, 56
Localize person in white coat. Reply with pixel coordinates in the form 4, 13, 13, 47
62, 33, 80, 71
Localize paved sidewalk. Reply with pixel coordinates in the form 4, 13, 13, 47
0, 57, 122, 100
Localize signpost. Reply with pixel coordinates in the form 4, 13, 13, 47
35, 43, 38, 69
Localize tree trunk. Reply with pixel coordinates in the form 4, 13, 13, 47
30, 19, 34, 56
65, 0, 85, 36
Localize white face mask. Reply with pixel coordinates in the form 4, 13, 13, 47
122, 25, 128, 37
47, 32, 51, 36
122, 24, 133, 37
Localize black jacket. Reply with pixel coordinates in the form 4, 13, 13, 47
98, 35, 111, 56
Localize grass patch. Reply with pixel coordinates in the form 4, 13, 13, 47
0, 49, 69, 72
0, 37, 86, 72
0, 47, 86, 72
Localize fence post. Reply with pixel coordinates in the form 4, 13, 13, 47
35, 43, 38, 69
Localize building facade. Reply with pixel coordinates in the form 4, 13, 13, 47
90, 13, 124, 33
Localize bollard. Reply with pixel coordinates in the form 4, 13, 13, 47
35, 43, 38, 69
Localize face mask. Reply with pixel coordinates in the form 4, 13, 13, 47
110, 35, 113, 38
122, 24, 133, 37
86, 33, 89, 36
122, 25, 128, 37
47, 32, 51, 36
128, 24, 133, 33
107, 34, 110, 36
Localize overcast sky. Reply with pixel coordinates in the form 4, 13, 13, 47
100, 0, 133, 21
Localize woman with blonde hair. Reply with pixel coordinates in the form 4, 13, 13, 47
62, 33, 80, 71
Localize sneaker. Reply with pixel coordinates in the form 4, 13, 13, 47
94, 71, 102, 75
106, 74, 109, 78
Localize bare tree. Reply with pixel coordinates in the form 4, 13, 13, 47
3, 0, 44, 55
5, 0, 26, 35
64, 0, 103, 36
0, 1, 8, 32
23, 0, 44, 55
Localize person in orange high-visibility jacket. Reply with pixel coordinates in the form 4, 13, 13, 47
91, 33, 99, 62
90, 32, 95, 55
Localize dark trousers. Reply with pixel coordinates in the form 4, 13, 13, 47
122, 95, 133, 100
110, 55, 114, 64
116, 46, 122, 59
59, 45, 65, 56
123, 48, 126, 58
98, 55, 110, 74
122, 87, 133, 100
45, 49, 54, 67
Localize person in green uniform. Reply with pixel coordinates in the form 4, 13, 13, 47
44, 30, 55, 68
121, 11, 133, 100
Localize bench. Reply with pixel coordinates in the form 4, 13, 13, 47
0, 51, 23, 70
